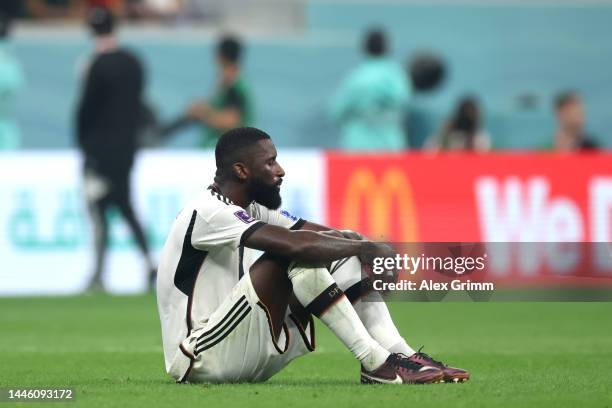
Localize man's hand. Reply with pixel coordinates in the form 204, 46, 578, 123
358, 241, 396, 266
186, 101, 212, 122
339, 229, 364, 241
359, 241, 399, 282
185, 101, 241, 130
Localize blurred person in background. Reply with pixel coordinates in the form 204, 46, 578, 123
0, 10, 25, 150
553, 91, 598, 151
88, 0, 123, 14
26, 0, 86, 19
75, 6, 156, 292
425, 96, 491, 152
182, 35, 254, 148
329, 28, 410, 151
26, 0, 122, 19
124, 0, 182, 21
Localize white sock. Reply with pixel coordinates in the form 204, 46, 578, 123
353, 295, 416, 356
332, 256, 416, 356
288, 264, 390, 371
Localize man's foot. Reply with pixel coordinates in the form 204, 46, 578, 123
408, 347, 470, 383
361, 353, 443, 384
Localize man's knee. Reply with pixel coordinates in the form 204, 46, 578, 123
330, 256, 362, 282
249, 253, 293, 298
328, 256, 373, 303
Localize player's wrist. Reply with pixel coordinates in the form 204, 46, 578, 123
357, 240, 375, 264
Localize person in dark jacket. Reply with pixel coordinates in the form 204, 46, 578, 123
76, 6, 155, 292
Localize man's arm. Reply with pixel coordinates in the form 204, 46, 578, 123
296, 220, 365, 241
76, 59, 104, 150
186, 101, 241, 130
243, 223, 388, 265
186, 86, 244, 130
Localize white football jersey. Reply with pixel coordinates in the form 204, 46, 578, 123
156, 186, 304, 373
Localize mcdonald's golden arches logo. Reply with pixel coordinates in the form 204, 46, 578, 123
341, 168, 418, 242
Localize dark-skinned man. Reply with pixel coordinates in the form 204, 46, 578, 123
156, 127, 468, 384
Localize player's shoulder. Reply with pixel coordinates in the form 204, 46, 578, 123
171, 190, 232, 230
187, 186, 235, 213
190, 188, 263, 230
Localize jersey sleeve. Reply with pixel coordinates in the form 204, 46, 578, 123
191, 203, 265, 251
249, 203, 306, 230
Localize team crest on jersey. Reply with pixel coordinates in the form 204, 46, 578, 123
234, 210, 257, 224
280, 210, 298, 221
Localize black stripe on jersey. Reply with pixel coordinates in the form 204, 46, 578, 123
214, 192, 229, 205
173, 210, 208, 297
290, 218, 307, 230
196, 296, 247, 341
195, 305, 252, 355
209, 188, 224, 203
239, 221, 266, 246
195, 299, 250, 349
208, 186, 234, 205
238, 245, 245, 279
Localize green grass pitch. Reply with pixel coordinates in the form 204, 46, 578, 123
1, 295, 611, 407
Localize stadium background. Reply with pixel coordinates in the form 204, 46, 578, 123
13, 2, 612, 149
0, 1, 611, 407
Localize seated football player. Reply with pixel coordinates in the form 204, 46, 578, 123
156, 127, 469, 384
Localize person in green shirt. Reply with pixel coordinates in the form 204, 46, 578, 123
185, 35, 254, 148
329, 28, 410, 151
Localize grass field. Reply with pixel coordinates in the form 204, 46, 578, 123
1, 295, 611, 408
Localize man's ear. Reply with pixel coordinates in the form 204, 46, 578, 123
233, 162, 249, 181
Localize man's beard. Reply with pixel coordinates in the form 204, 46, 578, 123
248, 177, 282, 209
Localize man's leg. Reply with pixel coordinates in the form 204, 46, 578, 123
249, 254, 389, 372
86, 196, 109, 291
113, 176, 157, 288
331, 256, 470, 382
247, 253, 293, 340
331, 256, 415, 355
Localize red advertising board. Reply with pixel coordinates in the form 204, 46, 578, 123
326, 153, 612, 284
326, 152, 611, 242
